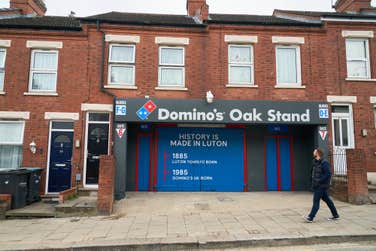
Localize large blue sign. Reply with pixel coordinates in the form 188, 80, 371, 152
156, 127, 245, 191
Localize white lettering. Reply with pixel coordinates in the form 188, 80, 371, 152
158, 108, 169, 120
229, 108, 262, 122
229, 109, 242, 121
301, 109, 310, 122
158, 108, 225, 122
267, 109, 311, 122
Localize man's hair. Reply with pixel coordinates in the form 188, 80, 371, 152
316, 148, 325, 158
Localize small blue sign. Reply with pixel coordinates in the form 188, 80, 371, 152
137, 107, 150, 120
268, 125, 288, 133
319, 108, 329, 119
140, 123, 152, 131
115, 105, 127, 116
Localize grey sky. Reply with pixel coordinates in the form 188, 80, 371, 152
0, 0, 374, 17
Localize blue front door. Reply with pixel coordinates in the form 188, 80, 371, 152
265, 136, 294, 191
136, 134, 152, 191
48, 131, 73, 193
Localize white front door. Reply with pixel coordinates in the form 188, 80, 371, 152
331, 105, 354, 176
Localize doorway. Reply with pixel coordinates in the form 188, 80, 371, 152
331, 105, 354, 176
135, 133, 152, 191
84, 113, 110, 188
47, 121, 74, 193
264, 136, 294, 191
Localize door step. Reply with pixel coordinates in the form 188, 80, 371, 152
4, 195, 98, 219
41, 194, 59, 204
55, 196, 97, 218
78, 188, 98, 197
5, 201, 56, 219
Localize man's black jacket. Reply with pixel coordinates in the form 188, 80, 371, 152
312, 158, 332, 189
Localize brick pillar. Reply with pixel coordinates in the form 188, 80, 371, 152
346, 149, 370, 204
97, 155, 115, 215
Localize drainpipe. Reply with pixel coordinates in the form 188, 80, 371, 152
96, 20, 116, 99
96, 20, 126, 200
96, 20, 116, 156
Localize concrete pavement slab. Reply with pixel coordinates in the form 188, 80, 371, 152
0, 192, 375, 250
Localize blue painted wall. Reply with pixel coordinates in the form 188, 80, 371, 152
156, 127, 245, 192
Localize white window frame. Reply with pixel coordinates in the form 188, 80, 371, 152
158, 46, 185, 87
275, 45, 302, 86
0, 121, 25, 169
374, 105, 376, 129
345, 38, 371, 79
28, 49, 59, 93
331, 104, 355, 149
0, 121, 25, 145
0, 48, 6, 92
107, 44, 136, 86
228, 44, 254, 85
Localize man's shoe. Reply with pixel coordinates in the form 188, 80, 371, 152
328, 216, 340, 221
303, 216, 313, 223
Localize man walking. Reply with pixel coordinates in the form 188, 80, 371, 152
305, 148, 339, 223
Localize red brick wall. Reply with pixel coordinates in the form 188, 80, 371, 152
325, 24, 376, 172
87, 24, 208, 101
0, 30, 89, 193
335, 0, 371, 13
97, 155, 115, 215
187, 0, 208, 19
10, 0, 46, 16
1, 15, 376, 195
346, 149, 369, 204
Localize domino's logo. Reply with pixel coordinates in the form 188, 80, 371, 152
136, 101, 157, 120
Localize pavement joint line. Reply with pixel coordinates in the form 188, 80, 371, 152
6, 234, 376, 251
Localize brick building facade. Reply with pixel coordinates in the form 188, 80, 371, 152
0, 0, 374, 198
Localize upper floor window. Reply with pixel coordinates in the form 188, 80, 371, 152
345, 39, 370, 79
228, 45, 254, 85
0, 121, 24, 169
0, 49, 6, 92
108, 44, 135, 86
158, 46, 185, 87
276, 45, 301, 86
29, 50, 58, 92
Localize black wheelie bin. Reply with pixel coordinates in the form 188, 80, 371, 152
0, 168, 30, 209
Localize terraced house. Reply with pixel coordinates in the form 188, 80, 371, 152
0, 0, 374, 211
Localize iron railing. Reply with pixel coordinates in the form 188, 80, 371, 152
329, 148, 348, 184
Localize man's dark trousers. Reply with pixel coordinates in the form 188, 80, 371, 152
308, 187, 338, 219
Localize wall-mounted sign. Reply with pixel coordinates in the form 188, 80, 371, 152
319, 126, 328, 141
115, 124, 126, 139
115, 100, 127, 116
268, 125, 288, 133
115, 98, 329, 125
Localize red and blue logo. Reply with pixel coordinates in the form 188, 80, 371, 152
136, 100, 157, 120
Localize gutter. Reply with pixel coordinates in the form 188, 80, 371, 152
80, 18, 207, 28
205, 20, 322, 27
0, 24, 82, 31
321, 17, 376, 22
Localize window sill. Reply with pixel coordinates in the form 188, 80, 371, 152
226, 84, 258, 88
155, 86, 188, 91
104, 85, 138, 90
0, 91, 5, 95
345, 78, 376, 82
274, 85, 306, 89
24, 92, 59, 96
